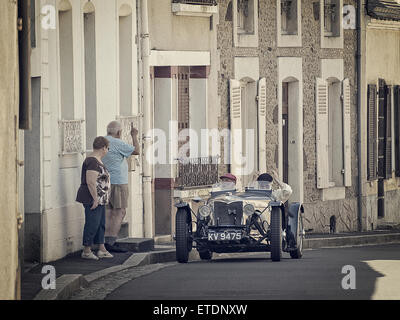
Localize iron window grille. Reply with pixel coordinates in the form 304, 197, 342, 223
172, 0, 217, 5
59, 119, 85, 155
176, 156, 219, 189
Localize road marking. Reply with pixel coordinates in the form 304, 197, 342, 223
363, 260, 400, 300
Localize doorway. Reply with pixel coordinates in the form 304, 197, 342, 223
24, 77, 41, 262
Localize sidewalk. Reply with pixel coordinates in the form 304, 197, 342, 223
21, 230, 400, 300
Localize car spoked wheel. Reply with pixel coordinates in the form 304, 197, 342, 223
176, 208, 192, 263
290, 212, 304, 259
270, 207, 282, 262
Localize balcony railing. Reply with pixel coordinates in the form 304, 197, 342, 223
176, 156, 219, 189
172, 0, 217, 5
59, 119, 84, 155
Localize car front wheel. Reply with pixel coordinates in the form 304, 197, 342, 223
270, 207, 282, 262
176, 208, 192, 263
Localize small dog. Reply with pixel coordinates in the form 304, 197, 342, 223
329, 215, 337, 234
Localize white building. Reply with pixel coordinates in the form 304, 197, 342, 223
26, 0, 142, 263
25, 0, 220, 262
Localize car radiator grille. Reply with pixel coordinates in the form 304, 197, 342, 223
213, 201, 243, 226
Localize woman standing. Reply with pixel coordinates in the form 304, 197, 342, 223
76, 137, 114, 260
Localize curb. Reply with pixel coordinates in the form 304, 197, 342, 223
303, 232, 400, 249
33, 232, 400, 300
33, 248, 181, 300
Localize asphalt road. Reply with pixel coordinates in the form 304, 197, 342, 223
72, 244, 400, 300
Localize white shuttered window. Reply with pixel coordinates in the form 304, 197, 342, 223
230, 79, 243, 186
315, 77, 352, 189
258, 78, 267, 173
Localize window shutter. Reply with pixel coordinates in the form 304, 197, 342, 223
394, 85, 400, 177
258, 78, 267, 173
230, 79, 242, 185
342, 78, 352, 187
367, 84, 378, 181
316, 78, 329, 189
385, 85, 392, 179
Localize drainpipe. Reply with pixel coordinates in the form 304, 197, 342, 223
140, 0, 154, 238
356, 0, 363, 231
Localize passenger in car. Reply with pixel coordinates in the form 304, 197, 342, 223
219, 173, 237, 185
257, 170, 292, 204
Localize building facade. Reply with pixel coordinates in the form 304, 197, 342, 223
23, 0, 400, 265
360, 0, 400, 229
217, 0, 359, 233
26, 0, 143, 263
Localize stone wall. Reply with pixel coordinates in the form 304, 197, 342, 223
217, 0, 359, 233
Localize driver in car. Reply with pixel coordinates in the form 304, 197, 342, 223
257, 170, 292, 203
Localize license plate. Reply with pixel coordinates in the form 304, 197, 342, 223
208, 231, 242, 241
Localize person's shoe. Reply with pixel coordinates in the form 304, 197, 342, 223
81, 251, 99, 260
105, 243, 128, 253
97, 250, 114, 259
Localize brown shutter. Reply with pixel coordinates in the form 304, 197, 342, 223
367, 84, 377, 181
378, 79, 386, 179
394, 85, 400, 177
385, 85, 392, 179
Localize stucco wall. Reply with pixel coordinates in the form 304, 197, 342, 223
28, 0, 142, 262
364, 25, 400, 227
0, 1, 19, 299
217, 0, 359, 233
148, 0, 213, 51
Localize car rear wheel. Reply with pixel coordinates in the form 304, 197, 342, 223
176, 208, 192, 263
290, 212, 304, 259
270, 207, 282, 262
198, 250, 213, 260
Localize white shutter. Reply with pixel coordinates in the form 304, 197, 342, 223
316, 78, 329, 189
230, 79, 242, 185
342, 78, 352, 187
258, 78, 267, 173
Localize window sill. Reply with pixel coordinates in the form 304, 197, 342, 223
321, 186, 346, 201
172, 3, 218, 17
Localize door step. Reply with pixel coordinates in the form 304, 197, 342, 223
115, 238, 154, 252
154, 234, 173, 245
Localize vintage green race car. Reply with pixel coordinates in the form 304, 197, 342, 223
174, 181, 305, 263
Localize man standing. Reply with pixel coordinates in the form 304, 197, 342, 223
102, 121, 140, 252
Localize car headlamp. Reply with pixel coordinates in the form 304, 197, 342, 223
199, 205, 212, 218
243, 204, 255, 216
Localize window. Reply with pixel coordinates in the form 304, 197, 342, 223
281, 0, 298, 35
277, 0, 301, 47
58, 2, 74, 120
320, 0, 343, 48
367, 84, 378, 181
366, 79, 394, 182
394, 85, 400, 177
31, 0, 36, 49
233, 0, 258, 47
237, 0, 255, 34
316, 77, 351, 189
119, 5, 133, 117
229, 77, 266, 188
84, 2, 97, 151
323, 0, 339, 37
